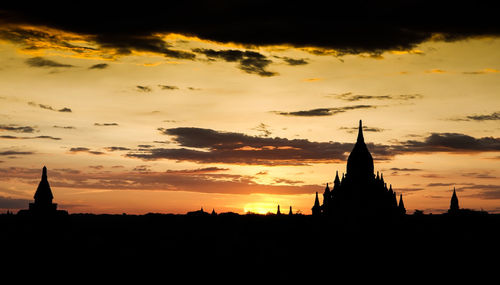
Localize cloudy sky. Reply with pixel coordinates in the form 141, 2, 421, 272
0, 3, 499, 214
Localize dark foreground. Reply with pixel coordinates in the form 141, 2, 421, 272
2, 213, 499, 280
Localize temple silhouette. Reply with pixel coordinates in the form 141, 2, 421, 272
18, 166, 67, 216
313, 120, 405, 218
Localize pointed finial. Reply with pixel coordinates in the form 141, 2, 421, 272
314, 192, 320, 206
42, 166, 47, 179
357, 120, 364, 143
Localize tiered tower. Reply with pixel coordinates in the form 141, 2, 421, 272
314, 121, 405, 217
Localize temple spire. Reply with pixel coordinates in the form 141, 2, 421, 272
357, 120, 364, 143
449, 187, 459, 214
312, 192, 321, 216
334, 171, 340, 185
42, 166, 47, 179
398, 194, 406, 215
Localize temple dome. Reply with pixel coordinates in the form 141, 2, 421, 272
346, 120, 374, 179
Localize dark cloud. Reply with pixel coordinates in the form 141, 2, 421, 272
136, 85, 152, 92
453, 111, 500, 122
53, 125, 76, 129
0, 26, 96, 52
104, 146, 131, 152
0, 124, 36, 133
275, 105, 375, 117
334, 92, 423, 102
94, 122, 119, 126
69, 147, 105, 155
273, 56, 308, 66
125, 127, 500, 165
0, 135, 61, 140
58, 107, 72, 112
397, 133, 500, 153
3, 2, 500, 57
88, 165, 104, 170
158, 85, 179, 90
0, 166, 318, 195
193, 48, 277, 77
461, 172, 496, 179
273, 178, 304, 185
132, 165, 151, 172
0, 196, 30, 209
339, 126, 385, 133
457, 184, 500, 200
25, 56, 74, 68
388, 168, 422, 172
137, 145, 153, 148
89, 63, 109, 69
426, 183, 455, 187
126, 127, 393, 165
165, 167, 229, 174
28, 102, 72, 113
0, 150, 34, 156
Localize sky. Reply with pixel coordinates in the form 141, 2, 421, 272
0, 3, 499, 214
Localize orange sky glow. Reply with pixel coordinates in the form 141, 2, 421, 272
1, 9, 499, 215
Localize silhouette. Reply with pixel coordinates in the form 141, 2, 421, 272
288, 206, 293, 216
312, 192, 321, 216
315, 120, 405, 218
449, 187, 459, 214
17, 166, 67, 216
276, 204, 281, 215
187, 207, 210, 216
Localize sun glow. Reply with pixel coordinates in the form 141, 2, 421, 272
243, 202, 278, 215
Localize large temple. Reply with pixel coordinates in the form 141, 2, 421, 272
313, 120, 405, 217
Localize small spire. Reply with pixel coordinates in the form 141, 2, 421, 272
334, 171, 340, 184
277, 205, 281, 215
357, 120, 364, 143
314, 192, 320, 207
399, 194, 406, 214
42, 166, 47, 179
376, 171, 379, 180
289, 206, 293, 215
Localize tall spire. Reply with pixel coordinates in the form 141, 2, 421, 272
357, 120, 364, 143
346, 120, 374, 178
398, 194, 406, 215
334, 171, 340, 185
449, 187, 459, 213
312, 192, 321, 216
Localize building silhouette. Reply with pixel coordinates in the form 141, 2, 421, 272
314, 120, 405, 217
18, 166, 67, 216
448, 187, 460, 214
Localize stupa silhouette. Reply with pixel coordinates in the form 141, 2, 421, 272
18, 166, 67, 216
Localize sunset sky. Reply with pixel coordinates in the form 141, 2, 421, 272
0, 3, 499, 214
